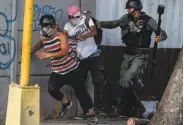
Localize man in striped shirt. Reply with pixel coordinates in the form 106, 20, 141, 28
31, 15, 96, 121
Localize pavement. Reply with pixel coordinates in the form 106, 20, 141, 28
41, 117, 127, 125
0, 115, 149, 125
40, 115, 150, 125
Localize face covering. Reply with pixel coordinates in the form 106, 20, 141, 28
70, 18, 81, 26
41, 26, 55, 37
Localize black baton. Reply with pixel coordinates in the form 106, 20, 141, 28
151, 5, 165, 79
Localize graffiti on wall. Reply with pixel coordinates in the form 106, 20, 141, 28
0, 3, 63, 69
0, 5, 17, 69
33, 4, 63, 31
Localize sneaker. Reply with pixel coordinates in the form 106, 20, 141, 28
94, 108, 105, 115
59, 100, 72, 118
108, 105, 119, 117
75, 113, 96, 120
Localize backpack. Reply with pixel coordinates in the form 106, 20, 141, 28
85, 16, 103, 46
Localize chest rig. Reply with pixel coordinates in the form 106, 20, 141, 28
122, 14, 152, 48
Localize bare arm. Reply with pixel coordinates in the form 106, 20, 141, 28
36, 33, 69, 59
81, 25, 97, 39
76, 17, 97, 40
63, 30, 77, 40
31, 40, 43, 54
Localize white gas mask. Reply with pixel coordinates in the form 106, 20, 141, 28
41, 25, 55, 37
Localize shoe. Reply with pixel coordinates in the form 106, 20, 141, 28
108, 105, 119, 117
59, 100, 72, 118
135, 104, 146, 118
75, 113, 97, 121
148, 112, 154, 120
95, 108, 108, 116
118, 106, 136, 117
94, 108, 104, 115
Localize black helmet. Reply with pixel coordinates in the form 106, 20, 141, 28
39, 15, 56, 26
125, 0, 143, 11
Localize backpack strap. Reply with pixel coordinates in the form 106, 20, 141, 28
85, 15, 91, 29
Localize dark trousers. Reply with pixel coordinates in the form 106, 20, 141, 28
102, 76, 119, 111
79, 56, 104, 109
48, 67, 93, 113
118, 87, 142, 115
118, 53, 148, 115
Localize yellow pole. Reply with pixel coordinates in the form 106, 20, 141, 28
6, 2, 40, 124
20, 0, 34, 86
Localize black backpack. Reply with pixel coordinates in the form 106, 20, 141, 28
85, 16, 103, 46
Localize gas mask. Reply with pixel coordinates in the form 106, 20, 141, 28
41, 25, 55, 37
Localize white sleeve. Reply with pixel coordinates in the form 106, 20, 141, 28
88, 18, 95, 27
63, 22, 70, 31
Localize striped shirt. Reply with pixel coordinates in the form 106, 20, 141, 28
42, 33, 79, 75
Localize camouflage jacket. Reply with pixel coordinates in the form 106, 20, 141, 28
100, 12, 167, 49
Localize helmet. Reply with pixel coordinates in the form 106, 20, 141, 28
39, 15, 56, 26
125, 0, 143, 11
39, 15, 56, 37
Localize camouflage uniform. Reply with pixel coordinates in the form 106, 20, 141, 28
100, 12, 167, 88
100, 12, 167, 117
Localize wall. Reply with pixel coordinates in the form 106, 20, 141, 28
0, 0, 182, 123
100, 46, 181, 103
96, 0, 183, 48
0, 0, 84, 123
0, 0, 16, 123
95, 0, 183, 110
81, 0, 97, 17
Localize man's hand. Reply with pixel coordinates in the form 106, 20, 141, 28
155, 35, 161, 42
76, 34, 84, 40
36, 51, 51, 59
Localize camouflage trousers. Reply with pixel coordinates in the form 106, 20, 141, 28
119, 53, 148, 88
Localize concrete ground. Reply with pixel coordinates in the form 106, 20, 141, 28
0, 115, 149, 125
40, 116, 150, 125
41, 117, 127, 125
